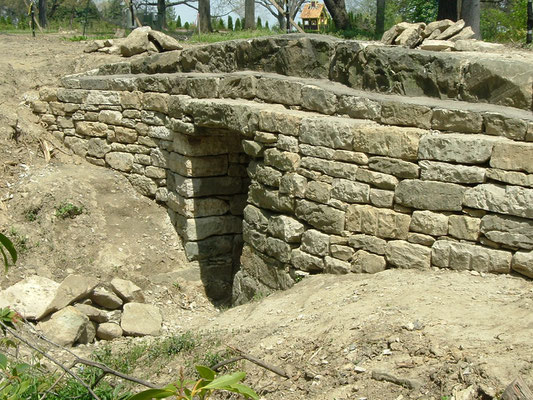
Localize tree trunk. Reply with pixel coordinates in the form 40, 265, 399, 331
244, 0, 255, 29
38, 0, 46, 28
437, 0, 458, 21
461, 0, 480, 38
198, 0, 212, 33
323, 0, 350, 30
375, 0, 385, 38
157, 0, 165, 30
277, 9, 285, 30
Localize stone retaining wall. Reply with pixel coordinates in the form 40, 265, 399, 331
32, 35, 533, 304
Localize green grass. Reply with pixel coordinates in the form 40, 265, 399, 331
188, 28, 279, 44
55, 202, 84, 219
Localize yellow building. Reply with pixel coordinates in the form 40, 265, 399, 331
300, 1, 330, 32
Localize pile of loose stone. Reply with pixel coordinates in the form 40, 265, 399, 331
0, 274, 162, 347
382, 19, 503, 52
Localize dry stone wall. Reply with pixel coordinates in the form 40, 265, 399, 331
32, 35, 533, 304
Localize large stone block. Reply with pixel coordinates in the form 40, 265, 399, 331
448, 215, 480, 241
353, 125, 425, 160
486, 169, 533, 188
279, 173, 307, 198
410, 210, 448, 236
346, 204, 411, 240
338, 95, 381, 120
480, 214, 533, 250
168, 193, 229, 218
419, 160, 485, 184
105, 152, 134, 172
256, 77, 303, 106
348, 234, 387, 255
351, 250, 386, 273
172, 133, 239, 156
268, 215, 305, 243
300, 157, 359, 180
324, 256, 351, 274
301, 85, 337, 115
184, 235, 234, 261
331, 179, 370, 204
121, 303, 162, 336
385, 240, 431, 270
264, 237, 292, 263
175, 215, 242, 241
86, 90, 120, 105
87, 138, 111, 158
0, 276, 59, 320
168, 153, 228, 177
252, 165, 282, 188
431, 108, 482, 133
431, 240, 511, 273
291, 249, 324, 272
75, 121, 109, 137
463, 184, 533, 219
248, 183, 294, 213
511, 251, 533, 278
305, 181, 331, 204
484, 113, 528, 140
264, 148, 300, 172
258, 107, 303, 136
490, 142, 533, 174
380, 101, 432, 129
172, 174, 242, 198
418, 133, 503, 164
395, 180, 465, 211
355, 168, 399, 190
301, 229, 330, 256
368, 157, 419, 179
295, 199, 345, 234
300, 117, 362, 150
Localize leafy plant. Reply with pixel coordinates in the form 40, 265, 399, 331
0, 233, 17, 272
129, 366, 258, 400
24, 206, 41, 222
55, 202, 84, 219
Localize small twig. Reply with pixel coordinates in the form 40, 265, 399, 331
227, 346, 290, 379
39, 366, 71, 400
0, 321, 102, 400
211, 356, 244, 372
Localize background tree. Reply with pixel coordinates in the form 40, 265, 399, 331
375, 0, 385, 37
176, 14, 181, 26
437, 0, 457, 20
461, 0, 481, 38
38, 0, 47, 27
324, 0, 350, 30
235, 16, 241, 29
256, 15, 261, 28
244, 0, 254, 28
256, 0, 305, 31
198, 0, 211, 31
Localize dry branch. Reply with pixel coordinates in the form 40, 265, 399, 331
227, 345, 290, 379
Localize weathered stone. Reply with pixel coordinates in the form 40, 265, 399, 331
431, 108, 482, 133
410, 210, 448, 236
454, 39, 505, 52
449, 26, 475, 41
353, 125, 424, 160
264, 148, 300, 172
168, 153, 227, 177
121, 303, 162, 336
407, 232, 435, 246
86, 91, 121, 105
431, 240, 511, 273
254, 131, 277, 144
279, 173, 307, 197
338, 96, 381, 120
351, 250, 386, 273
175, 215, 242, 241
114, 127, 137, 144
0, 276, 59, 320
490, 142, 533, 174
295, 199, 345, 234
423, 19, 454, 37
480, 214, 533, 250
331, 179, 370, 204
486, 169, 533, 188
368, 157, 419, 179
220, 75, 256, 99
78, 321, 97, 345
330, 244, 354, 261
91, 287, 123, 310
418, 40, 455, 51
394, 23, 425, 48
38, 306, 90, 346
395, 180, 465, 211
264, 237, 292, 263
436, 19, 465, 40
448, 215, 481, 241
300, 157, 359, 180
291, 249, 324, 272
109, 278, 145, 303
148, 30, 183, 51
511, 251, 533, 278
369, 189, 394, 208
87, 138, 111, 158
346, 204, 411, 239
172, 173, 242, 198
380, 101, 432, 128
256, 77, 303, 106
248, 183, 293, 213
333, 150, 368, 165
386, 240, 431, 270
145, 166, 166, 179
99, 110, 122, 125
120, 26, 151, 57
301, 85, 337, 114
381, 23, 407, 44
418, 133, 502, 164
355, 168, 399, 190
105, 152, 134, 172
277, 134, 299, 153
268, 215, 305, 243
242, 140, 264, 157
419, 160, 485, 184
74, 304, 109, 323
258, 107, 303, 136
120, 91, 142, 109
348, 234, 387, 255
75, 121, 108, 138
64, 136, 89, 156
45, 275, 99, 316
185, 235, 234, 261
97, 322, 123, 340
300, 117, 361, 150
252, 164, 282, 188
128, 174, 158, 197
306, 181, 331, 204
301, 229, 330, 256
463, 184, 533, 219
243, 204, 270, 232
484, 113, 528, 140
324, 256, 351, 274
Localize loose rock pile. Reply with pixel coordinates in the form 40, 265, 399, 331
85, 26, 183, 57
0, 274, 162, 346
382, 19, 504, 52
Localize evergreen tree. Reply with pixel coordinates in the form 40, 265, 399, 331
227, 15, 233, 30
184, 21, 190, 29
256, 16, 262, 28
235, 17, 241, 30
177, 15, 182, 28
241, 17, 245, 29
218, 17, 225, 29
265, 20, 269, 30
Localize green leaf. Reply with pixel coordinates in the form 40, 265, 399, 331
202, 372, 245, 390
127, 388, 176, 400
227, 383, 260, 400
195, 365, 215, 381
0, 233, 17, 267
0, 353, 7, 369
0, 247, 8, 273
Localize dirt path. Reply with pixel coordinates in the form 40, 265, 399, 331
0, 33, 532, 400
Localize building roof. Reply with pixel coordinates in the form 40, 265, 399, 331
300, 2, 326, 19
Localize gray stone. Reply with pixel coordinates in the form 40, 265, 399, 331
368, 157, 419, 179
355, 168, 399, 190
407, 232, 435, 246
380, 101, 432, 129
484, 113, 528, 140
38, 306, 90, 347
264, 148, 300, 172
110, 278, 145, 303
279, 173, 307, 197
301, 85, 337, 114
97, 322, 123, 341
480, 214, 533, 250
300, 117, 360, 150
431, 240, 511, 273
448, 215, 481, 241
330, 244, 354, 261
91, 287, 123, 310
333, 150, 369, 165
395, 180, 465, 211
75, 121, 108, 138
277, 135, 299, 152
114, 127, 137, 144
256, 77, 303, 106
300, 157, 359, 180
74, 304, 109, 323
431, 108, 482, 133
381, 23, 407, 44
353, 125, 424, 160
338, 96, 381, 120
346, 204, 411, 240
369, 189, 394, 208
454, 39, 505, 52
169, 153, 228, 177
423, 19, 454, 37
324, 256, 351, 274
168, 192, 230, 218
120, 26, 151, 57
301, 229, 330, 256
410, 210, 448, 236
121, 303, 162, 336
385, 241, 431, 270
45, 275, 99, 316
172, 174, 242, 198
64, 136, 89, 157
511, 251, 533, 278
87, 138, 111, 158
128, 174, 158, 197
305, 180, 331, 204
268, 215, 305, 243
105, 152, 134, 172
348, 234, 387, 255
418, 133, 502, 164
351, 250, 386, 273
176, 215, 242, 241
148, 30, 183, 51
0, 276, 59, 320
78, 321, 97, 345
242, 140, 264, 158
463, 184, 533, 219
295, 199, 345, 234
419, 160, 485, 184
264, 237, 292, 263
331, 179, 370, 204
394, 23, 425, 48
291, 249, 324, 272
418, 40, 455, 51
436, 19, 465, 40
243, 204, 270, 232
490, 142, 533, 174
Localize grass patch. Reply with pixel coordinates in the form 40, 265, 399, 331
188, 29, 279, 44
24, 206, 41, 222
55, 202, 84, 219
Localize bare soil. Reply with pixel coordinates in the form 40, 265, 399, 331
0, 33, 532, 400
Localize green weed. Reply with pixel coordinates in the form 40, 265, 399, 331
55, 202, 84, 219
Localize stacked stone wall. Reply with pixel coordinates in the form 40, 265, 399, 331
33, 37, 533, 304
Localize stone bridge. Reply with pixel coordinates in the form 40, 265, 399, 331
32, 34, 533, 304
